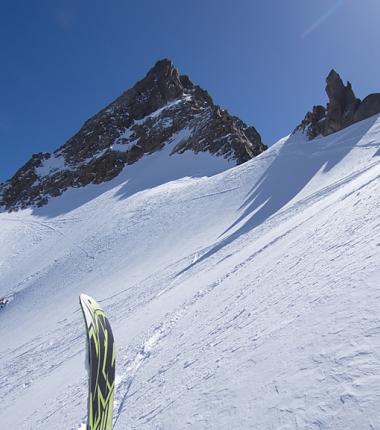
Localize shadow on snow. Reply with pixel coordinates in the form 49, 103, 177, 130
177, 115, 379, 276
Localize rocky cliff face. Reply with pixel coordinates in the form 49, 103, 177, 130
295, 70, 380, 140
0, 59, 266, 211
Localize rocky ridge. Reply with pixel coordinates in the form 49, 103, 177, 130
295, 69, 380, 139
0, 59, 266, 211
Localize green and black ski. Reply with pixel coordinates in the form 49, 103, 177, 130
80, 294, 116, 430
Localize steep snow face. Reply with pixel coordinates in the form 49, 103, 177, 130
0, 115, 380, 429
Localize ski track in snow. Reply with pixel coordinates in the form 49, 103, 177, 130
0, 115, 380, 429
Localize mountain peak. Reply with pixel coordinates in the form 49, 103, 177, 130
135, 58, 189, 101
148, 58, 178, 77
0, 60, 266, 211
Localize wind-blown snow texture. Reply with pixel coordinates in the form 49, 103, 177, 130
1, 115, 380, 429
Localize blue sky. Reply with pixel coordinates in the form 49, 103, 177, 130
1, 0, 379, 181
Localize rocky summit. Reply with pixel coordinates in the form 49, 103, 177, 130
0, 59, 266, 211
295, 69, 380, 140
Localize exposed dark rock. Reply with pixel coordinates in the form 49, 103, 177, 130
0, 58, 266, 211
324, 70, 361, 134
295, 70, 379, 140
354, 93, 380, 123
295, 105, 326, 140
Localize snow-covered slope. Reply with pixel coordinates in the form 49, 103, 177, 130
1, 114, 380, 429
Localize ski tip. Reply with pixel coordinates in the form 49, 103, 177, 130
79, 294, 103, 316
79, 294, 96, 315
79, 293, 93, 305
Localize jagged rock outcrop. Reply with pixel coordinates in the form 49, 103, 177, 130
295, 70, 380, 140
354, 93, 380, 123
295, 105, 326, 140
0, 59, 266, 211
324, 70, 361, 134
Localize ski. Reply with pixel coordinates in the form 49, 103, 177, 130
80, 294, 116, 430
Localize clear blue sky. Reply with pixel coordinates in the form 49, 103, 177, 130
1, 0, 379, 181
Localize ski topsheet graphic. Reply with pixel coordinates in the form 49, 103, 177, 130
80, 294, 116, 430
